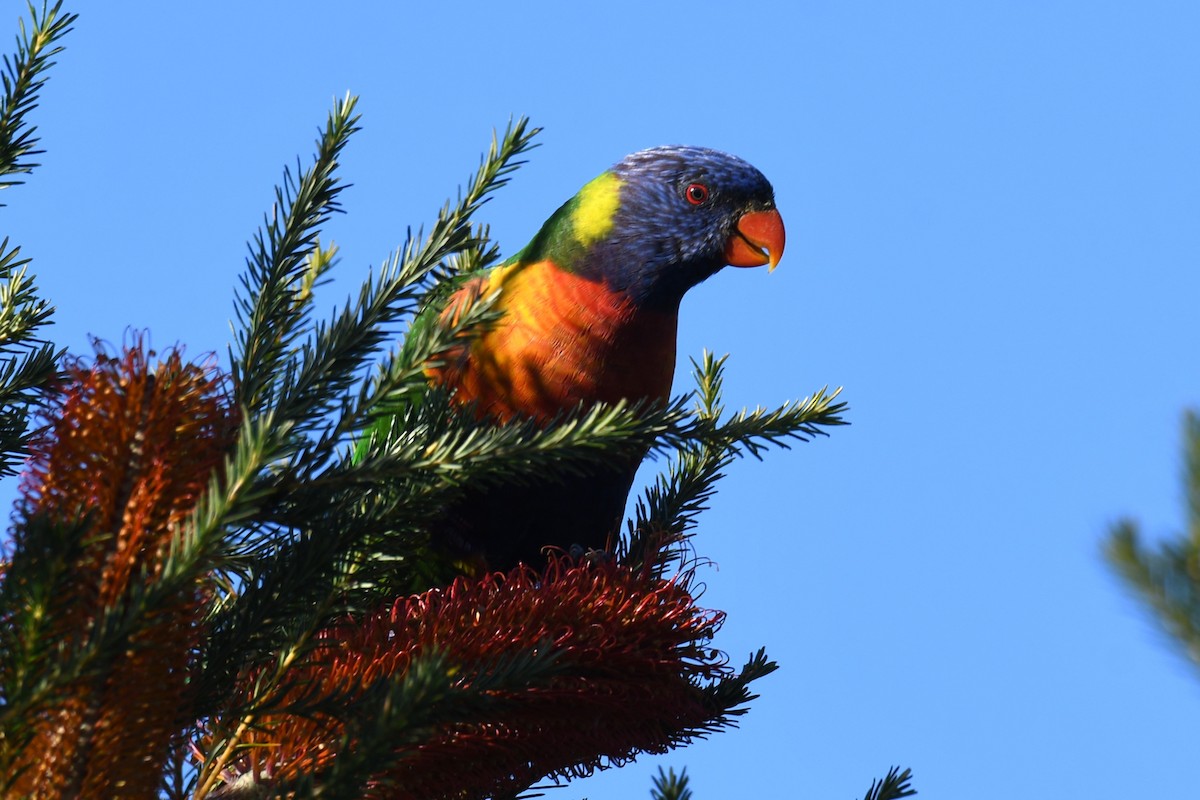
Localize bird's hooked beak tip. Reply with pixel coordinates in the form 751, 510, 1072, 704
724, 208, 786, 272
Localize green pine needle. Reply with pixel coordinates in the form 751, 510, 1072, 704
0, 0, 72, 476
1105, 410, 1200, 671
650, 767, 693, 800
0, 1, 76, 192
697, 647, 779, 728
231, 93, 361, 418
861, 767, 917, 800
625, 350, 848, 577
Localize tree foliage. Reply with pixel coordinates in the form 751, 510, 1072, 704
1106, 410, 1200, 669
0, 0, 70, 477
0, 5, 916, 798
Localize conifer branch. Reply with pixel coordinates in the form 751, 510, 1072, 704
0, 0, 75, 192
0, 1, 72, 474
359, 396, 689, 491
651, 767, 693, 800
0, 241, 51, 345
1105, 409, 1200, 669
861, 766, 917, 800
335, 117, 538, 442
626, 351, 847, 576
193, 118, 546, 796
0, 240, 60, 475
685, 384, 847, 457
625, 351, 735, 575
695, 647, 778, 730
407, 116, 537, 289
231, 94, 360, 418
193, 117, 541, 668
195, 397, 696, 729
215, 115, 539, 570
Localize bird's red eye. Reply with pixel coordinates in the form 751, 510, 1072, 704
685, 182, 709, 205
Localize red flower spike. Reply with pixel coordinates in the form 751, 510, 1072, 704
8, 339, 237, 799
223, 557, 729, 800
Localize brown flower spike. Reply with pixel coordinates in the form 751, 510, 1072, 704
6, 341, 236, 799
222, 557, 730, 800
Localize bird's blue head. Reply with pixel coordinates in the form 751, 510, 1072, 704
519, 146, 786, 310
595, 146, 784, 307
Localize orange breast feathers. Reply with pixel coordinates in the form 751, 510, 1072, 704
427, 260, 680, 424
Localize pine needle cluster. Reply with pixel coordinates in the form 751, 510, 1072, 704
0, 0, 68, 477
0, 5, 917, 798
1106, 410, 1200, 668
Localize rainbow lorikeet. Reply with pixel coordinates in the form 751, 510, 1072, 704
403, 146, 784, 572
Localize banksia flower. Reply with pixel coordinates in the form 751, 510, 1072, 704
2, 340, 237, 799
215, 558, 730, 800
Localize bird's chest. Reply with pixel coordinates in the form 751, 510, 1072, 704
442, 263, 679, 423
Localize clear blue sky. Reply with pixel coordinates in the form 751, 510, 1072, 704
6, 2, 1200, 797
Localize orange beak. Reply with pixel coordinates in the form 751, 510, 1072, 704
723, 208, 786, 272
